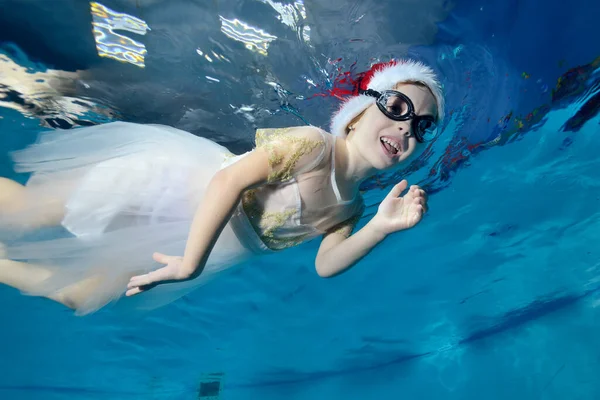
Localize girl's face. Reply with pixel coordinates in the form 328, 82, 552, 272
349, 82, 438, 171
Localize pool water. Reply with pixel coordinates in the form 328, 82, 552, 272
0, 0, 599, 399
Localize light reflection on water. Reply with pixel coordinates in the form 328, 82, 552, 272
90, 2, 149, 68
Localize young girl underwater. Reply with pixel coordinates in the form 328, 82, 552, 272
0, 59, 444, 315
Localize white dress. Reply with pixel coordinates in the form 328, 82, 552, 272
2, 122, 364, 315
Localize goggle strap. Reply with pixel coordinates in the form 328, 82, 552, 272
358, 88, 381, 98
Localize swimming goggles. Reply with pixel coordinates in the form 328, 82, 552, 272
359, 88, 439, 143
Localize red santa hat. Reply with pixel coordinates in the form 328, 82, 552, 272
330, 59, 445, 137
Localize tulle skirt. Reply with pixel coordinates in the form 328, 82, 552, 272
2, 122, 262, 315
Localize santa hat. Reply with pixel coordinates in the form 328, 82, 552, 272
330, 59, 445, 137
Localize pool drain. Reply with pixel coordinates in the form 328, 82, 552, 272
198, 373, 223, 399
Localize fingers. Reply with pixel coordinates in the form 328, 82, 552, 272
152, 252, 169, 264
412, 205, 423, 224
403, 184, 424, 198
405, 186, 428, 214
411, 186, 427, 200
388, 182, 427, 200
128, 273, 151, 289
125, 282, 157, 297
126, 275, 146, 297
126, 276, 157, 297
408, 185, 424, 195
413, 195, 428, 213
126, 271, 158, 297
125, 286, 144, 297
126, 253, 183, 297
387, 180, 408, 199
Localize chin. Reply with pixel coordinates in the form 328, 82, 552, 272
376, 157, 400, 171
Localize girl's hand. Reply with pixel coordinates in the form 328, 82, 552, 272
370, 180, 428, 236
126, 252, 191, 296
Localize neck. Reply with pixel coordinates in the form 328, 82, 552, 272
334, 136, 377, 190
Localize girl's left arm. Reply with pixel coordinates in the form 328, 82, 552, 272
315, 180, 427, 278
315, 220, 388, 278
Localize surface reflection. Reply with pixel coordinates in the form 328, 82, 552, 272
219, 16, 277, 56
90, 2, 149, 68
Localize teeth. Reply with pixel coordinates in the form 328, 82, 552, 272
381, 137, 399, 152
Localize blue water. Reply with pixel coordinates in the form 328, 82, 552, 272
1, 0, 599, 399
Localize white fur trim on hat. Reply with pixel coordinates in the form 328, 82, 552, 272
330, 59, 445, 137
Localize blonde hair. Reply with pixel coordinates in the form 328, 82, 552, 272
396, 80, 436, 100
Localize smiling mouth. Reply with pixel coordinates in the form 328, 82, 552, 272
380, 136, 401, 157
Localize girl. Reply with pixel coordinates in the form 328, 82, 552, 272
0, 59, 444, 315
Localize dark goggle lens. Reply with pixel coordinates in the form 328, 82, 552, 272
416, 119, 438, 142
382, 93, 410, 118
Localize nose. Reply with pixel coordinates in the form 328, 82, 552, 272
395, 120, 414, 138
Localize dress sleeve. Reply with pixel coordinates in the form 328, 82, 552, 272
255, 127, 327, 184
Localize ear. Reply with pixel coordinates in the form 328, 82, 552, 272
346, 109, 367, 134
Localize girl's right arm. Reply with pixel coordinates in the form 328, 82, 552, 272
125, 148, 272, 296
178, 150, 271, 277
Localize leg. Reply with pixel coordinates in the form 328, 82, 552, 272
0, 257, 105, 311
0, 177, 66, 233
0, 177, 26, 212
